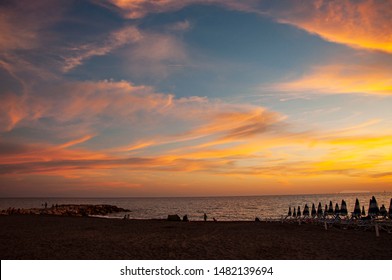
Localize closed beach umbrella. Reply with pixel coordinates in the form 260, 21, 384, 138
368, 196, 380, 216
303, 204, 309, 216
293, 207, 297, 218
328, 201, 334, 215
288, 206, 292, 216
324, 204, 328, 216
353, 198, 361, 217
317, 202, 323, 217
361, 206, 366, 216
334, 203, 340, 215
297, 206, 301, 217
380, 204, 387, 217
311, 203, 316, 217
373, 196, 380, 215
340, 200, 348, 216
389, 198, 392, 219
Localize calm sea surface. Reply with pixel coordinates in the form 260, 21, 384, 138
1, 192, 391, 221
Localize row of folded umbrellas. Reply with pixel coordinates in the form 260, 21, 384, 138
287, 196, 392, 218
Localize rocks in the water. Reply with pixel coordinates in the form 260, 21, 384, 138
0, 204, 131, 217
167, 214, 181, 221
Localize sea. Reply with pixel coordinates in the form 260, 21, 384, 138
1, 192, 391, 221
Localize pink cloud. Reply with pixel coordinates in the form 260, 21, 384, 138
107, 0, 392, 53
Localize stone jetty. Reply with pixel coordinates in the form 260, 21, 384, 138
1, 204, 131, 217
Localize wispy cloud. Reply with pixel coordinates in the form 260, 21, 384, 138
107, 0, 392, 53
0, 0, 68, 51
62, 26, 143, 72
264, 64, 392, 95
264, 0, 392, 53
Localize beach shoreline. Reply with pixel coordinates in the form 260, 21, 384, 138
1, 215, 391, 260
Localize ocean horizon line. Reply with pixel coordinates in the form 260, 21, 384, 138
2, 191, 390, 200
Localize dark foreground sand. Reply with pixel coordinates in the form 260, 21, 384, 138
1, 215, 391, 259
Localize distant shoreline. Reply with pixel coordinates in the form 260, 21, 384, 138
1, 215, 391, 260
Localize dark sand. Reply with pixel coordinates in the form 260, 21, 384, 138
1, 215, 391, 259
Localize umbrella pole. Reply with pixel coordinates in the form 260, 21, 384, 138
375, 222, 379, 237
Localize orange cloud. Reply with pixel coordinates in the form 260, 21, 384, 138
107, 0, 392, 53
62, 26, 143, 72
0, 1, 67, 51
267, 0, 392, 53
265, 64, 392, 95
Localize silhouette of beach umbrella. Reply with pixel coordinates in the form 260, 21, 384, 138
324, 204, 328, 216
328, 201, 334, 215
361, 206, 366, 216
353, 198, 361, 217
380, 204, 387, 217
288, 206, 292, 217
311, 203, 316, 217
317, 202, 323, 217
340, 200, 348, 216
297, 206, 301, 217
389, 198, 392, 219
334, 203, 340, 215
303, 204, 309, 216
293, 207, 297, 218
368, 196, 380, 216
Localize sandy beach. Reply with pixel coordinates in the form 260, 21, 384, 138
1, 215, 391, 260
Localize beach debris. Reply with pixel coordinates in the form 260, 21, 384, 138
303, 204, 309, 216
317, 202, 323, 217
167, 214, 181, 221
311, 203, 316, 218
334, 203, 340, 215
353, 198, 361, 217
340, 200, 348, 216
368, 196, 380, 217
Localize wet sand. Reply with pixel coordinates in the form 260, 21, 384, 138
1, 215, 391, 259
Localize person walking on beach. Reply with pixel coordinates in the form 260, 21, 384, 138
204, 213, 207, 221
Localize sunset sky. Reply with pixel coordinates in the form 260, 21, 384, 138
1, 0, 392, 197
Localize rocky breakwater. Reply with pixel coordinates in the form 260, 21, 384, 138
1, 204, 131, 217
